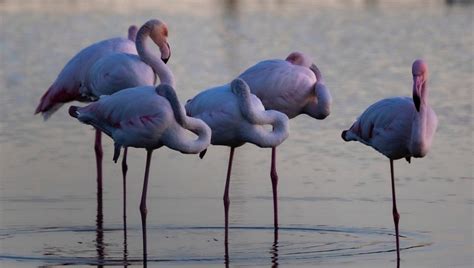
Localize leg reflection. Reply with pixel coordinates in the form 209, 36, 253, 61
270, 229, 279, 268
123, 206, 128, 267
96, 184, 104, 267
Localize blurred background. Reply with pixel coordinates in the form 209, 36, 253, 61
0, 0, 472, 267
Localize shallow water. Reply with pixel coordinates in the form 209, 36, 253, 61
0, 0, 473, 267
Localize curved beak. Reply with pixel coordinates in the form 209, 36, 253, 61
161, 42, 171, 64
413, 75, 423, 112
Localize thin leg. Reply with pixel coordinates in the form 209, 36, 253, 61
122, 147, 129, 267
94, 129, 103, 196
223, 147, 235, 244
270, 147, 279, 230
140, 150, 153, 268
122, 147, 128, 222
390, 159, 400, 262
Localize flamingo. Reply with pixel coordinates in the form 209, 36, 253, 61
341, 59, 438, 261
34, 19, 171, 216
185, 78, 289, 242
236, 51, 332, 229
69, 71, 211, 265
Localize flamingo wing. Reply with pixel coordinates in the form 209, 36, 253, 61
343, 97, 416, 159
73, 86, 172, 148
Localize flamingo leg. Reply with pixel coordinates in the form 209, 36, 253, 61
270, 147, 279, 230
94, 129, 103, 197
223, 147, 235, 244
140, 149, 153, 267
122, 147, 128, 222
122, 147, 129, 267
390, 159, 400, 261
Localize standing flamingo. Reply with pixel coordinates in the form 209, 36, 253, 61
185, 78, 289, 242
35, 19, 171, 217
341, 59, 438, 261
69, 78, 211, 265
236, 51, 332, 229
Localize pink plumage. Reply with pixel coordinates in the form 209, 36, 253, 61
341, 59, 438, 261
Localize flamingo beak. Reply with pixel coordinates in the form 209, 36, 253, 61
161, 42, 171, 64
413, 75, 423, 112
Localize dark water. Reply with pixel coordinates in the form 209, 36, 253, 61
0, 0, 472, 267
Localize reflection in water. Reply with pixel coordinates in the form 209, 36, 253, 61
270, 230, 279, 268
95, 186, 104, 268
122, 206, 129, 267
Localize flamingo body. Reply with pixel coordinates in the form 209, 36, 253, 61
35, 36, 137, 118
83, 53, 156, 98
343, 96, 437, 160
71, 85, 211, 156
185, 80, 289, 148
238, 52, 332, 119
36, 20, 170, 120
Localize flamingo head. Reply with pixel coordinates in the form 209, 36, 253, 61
128, 25, 138, 42
147, 19, 171, 63
285, 51, 312, 68
412, 59, 428, 112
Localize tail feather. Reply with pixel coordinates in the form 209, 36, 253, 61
35, 83, 79, 120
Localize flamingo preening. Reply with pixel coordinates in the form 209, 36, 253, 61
35, 19, 171, 218
236, 51, 332, 229
342, 59, 438, 261
185, 78, 289, 242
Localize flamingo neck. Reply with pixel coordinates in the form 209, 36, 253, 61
410, 82, 429, 157
304, 82, 332, 119
156, 85, 211, 153
136, 25, 175, 88
231, 78, 289, 147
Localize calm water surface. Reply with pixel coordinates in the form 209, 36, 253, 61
0, 0, 472, 267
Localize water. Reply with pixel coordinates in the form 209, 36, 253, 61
0, 0, 472, 267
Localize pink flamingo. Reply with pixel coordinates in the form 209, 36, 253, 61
34, 19, 171, 208
185, 78, 289, 242
341, 59, 438, 261
236, 51, 332, 229
69, 63, 211, 263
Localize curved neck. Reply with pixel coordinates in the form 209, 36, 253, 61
410, 82, 430, 157
136, 25, 175, 87
156, 85, 211, 153
231, 79, 289, 147
304, 64, 331, 119
304, 82, 332, 119
249, 110, 290, 147
174, 117, 212, 154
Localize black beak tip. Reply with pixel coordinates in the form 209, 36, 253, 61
413, 94, 421, 112
161, 57, 169, 64
199, 149, 207, 159
341, 130, 348, 141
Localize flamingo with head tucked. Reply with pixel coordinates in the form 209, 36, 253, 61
235, 51, 332, 229
185, 78, 289, 241
69, 60, 211, 264
341, 59, 438, 261
35, 19, 171, 210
